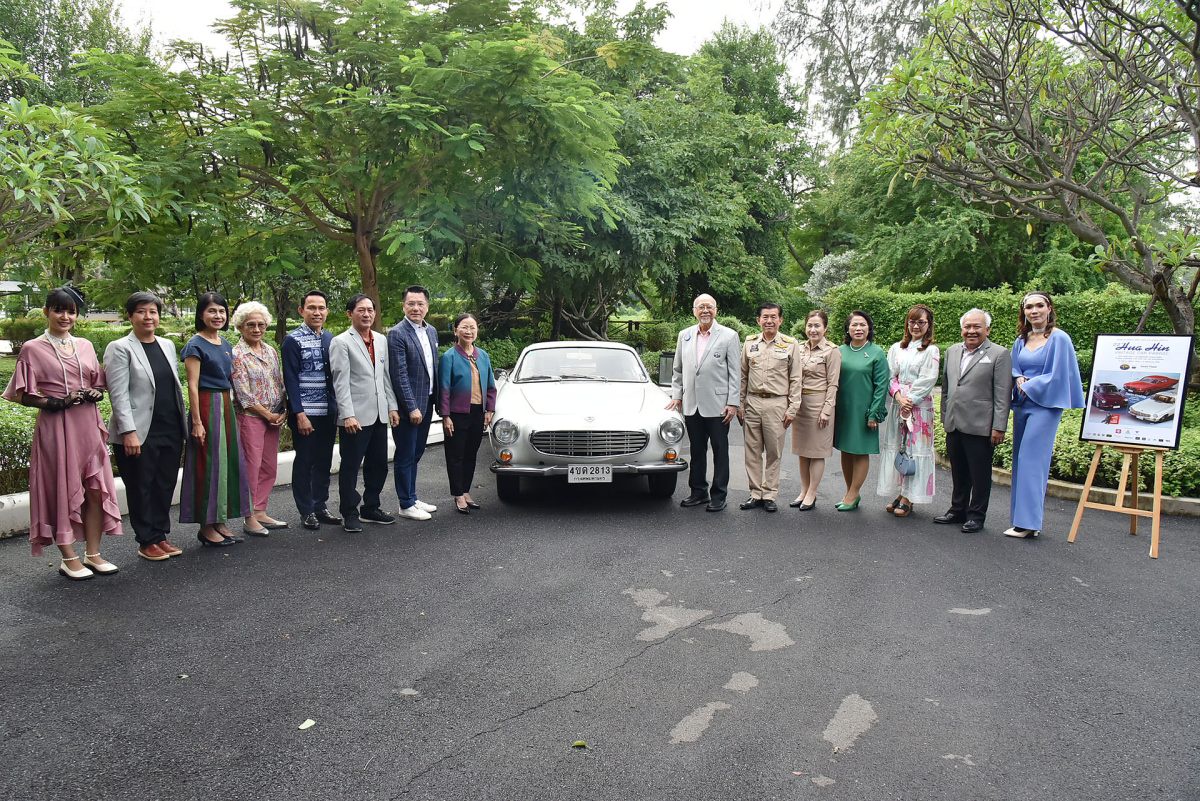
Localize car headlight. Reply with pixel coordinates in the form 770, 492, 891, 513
659, 417, 684, 444
493, 418, 519, 445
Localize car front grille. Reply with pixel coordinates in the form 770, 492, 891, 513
530, 430, 648, 457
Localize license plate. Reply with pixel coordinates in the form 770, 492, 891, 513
568, 464, 612, 483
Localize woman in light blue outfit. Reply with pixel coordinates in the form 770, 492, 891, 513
1007, 292, 1084, 538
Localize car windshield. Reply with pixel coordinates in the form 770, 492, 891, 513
514, 347, 648, 383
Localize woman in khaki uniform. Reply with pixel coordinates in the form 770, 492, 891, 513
790, 310, 841, 510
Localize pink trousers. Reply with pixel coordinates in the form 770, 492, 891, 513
237, 414, 281, 513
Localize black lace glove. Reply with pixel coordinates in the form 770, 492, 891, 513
81, 388, 104, 404
41, 393, 82, 411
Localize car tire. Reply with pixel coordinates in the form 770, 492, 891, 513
647, 472, 677, 498
497, 474, 521, 502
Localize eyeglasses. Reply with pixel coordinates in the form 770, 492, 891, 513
242, 322, 267, 329
695, 304, 716, 311
909, 320, 929, 327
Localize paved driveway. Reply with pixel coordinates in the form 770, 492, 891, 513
2, 427, 1197, 801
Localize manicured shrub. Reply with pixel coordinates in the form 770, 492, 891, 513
482, 338, 522, 370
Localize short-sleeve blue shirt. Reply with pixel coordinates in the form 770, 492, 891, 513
181, 334, 235, 391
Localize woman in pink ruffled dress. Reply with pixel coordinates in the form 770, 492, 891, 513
2, 287, 123, 580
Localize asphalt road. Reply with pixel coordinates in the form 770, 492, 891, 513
2, 427, 1197, 801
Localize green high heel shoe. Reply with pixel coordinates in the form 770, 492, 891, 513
835, 496, 861, 512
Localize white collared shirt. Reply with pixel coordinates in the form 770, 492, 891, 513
406, 317, 434, 394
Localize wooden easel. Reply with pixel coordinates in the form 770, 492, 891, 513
1067, 444, 1167, 558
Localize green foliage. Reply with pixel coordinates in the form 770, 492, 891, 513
0, 86, 153, 255
932, 395, 1200, 498
482, 338, 521, 371
0, 316, 42, 348
812, 281, 1176, 356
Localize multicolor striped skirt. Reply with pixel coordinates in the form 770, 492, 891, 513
180, 390, 251, 524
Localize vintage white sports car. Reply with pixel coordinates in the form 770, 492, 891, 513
489, 341, 688, 501
1128, 392, 1178, 424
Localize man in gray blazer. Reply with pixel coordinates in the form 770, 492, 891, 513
935, 308, 1013, 532
668, 293, 742, 511
105, 292, 188, 561
330, 294, 401, 532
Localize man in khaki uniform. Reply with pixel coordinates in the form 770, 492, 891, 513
738, 302, 803, 513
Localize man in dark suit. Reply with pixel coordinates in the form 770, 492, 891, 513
387, 285, 439, 521
935, 308, 1013, 532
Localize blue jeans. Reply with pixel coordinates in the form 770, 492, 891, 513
392, 396, 434, 509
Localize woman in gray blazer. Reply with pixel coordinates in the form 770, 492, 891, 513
105, 292, 188, 562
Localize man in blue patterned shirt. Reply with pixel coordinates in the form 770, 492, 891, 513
282, 290, 342, 530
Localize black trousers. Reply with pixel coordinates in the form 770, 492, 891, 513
338, 421, 389, 518
113, 432, 183, 546
444, 405, 484, 497
289, 413, 336, 515
684, 413, 730, 504
946, 429, 995, 523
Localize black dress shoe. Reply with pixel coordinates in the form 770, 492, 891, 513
315, 509, 343, 525
302, 513, 320, 530
680, 493, 710, 508
739, 498, 763, 510
797, 501, 816, 511
705, 500, 727, 512
465, 500, 481, 510
932, 512, 966, 525
961, 520, 983, 533
763, 500, 778, 513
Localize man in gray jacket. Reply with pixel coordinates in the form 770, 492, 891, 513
935, 308, 1013, 532
668, 293, 742, 512
330, 294, 400, 532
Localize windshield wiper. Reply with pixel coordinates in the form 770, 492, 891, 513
559, 373, 607, 381
516, 374, 558, 382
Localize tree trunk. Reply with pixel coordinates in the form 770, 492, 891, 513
354, 232, 382, 331
273, 283, 291, 347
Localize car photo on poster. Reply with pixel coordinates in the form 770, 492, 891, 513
1128, 392, 1178, 424
1090, 382, 1128, 410
1122, 374, 1179, 396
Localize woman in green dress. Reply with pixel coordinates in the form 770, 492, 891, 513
833, 310, 889, 511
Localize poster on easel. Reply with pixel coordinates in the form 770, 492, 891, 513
1080, 334, 1194, 450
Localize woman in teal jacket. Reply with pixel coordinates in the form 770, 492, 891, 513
439, 313, 497, 513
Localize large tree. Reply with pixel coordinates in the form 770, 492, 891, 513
0, 43, 151, 266
85, 0, 622, 324
863, 0, 1197, 339
771, 0, 933, 145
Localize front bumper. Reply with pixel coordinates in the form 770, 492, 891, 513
490, 461, 687, 477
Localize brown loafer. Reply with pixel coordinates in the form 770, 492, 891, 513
138, 543, 170, 561
158, 540, 183, 557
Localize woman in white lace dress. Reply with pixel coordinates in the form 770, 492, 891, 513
878, 304, 940, 517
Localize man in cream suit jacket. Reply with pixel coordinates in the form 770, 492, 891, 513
935, 308, 1013, 532
668, 293, 742, 511
330, 294, 400, 532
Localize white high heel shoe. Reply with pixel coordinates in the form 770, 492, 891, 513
82, 553, 119, 575
59, 559, 94, 580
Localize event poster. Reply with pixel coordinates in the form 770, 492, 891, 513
1080, 334, 1194, 449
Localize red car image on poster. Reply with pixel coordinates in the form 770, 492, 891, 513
1122, 375, 1179, 395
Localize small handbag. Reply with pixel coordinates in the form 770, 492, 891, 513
894, 419, 917, 476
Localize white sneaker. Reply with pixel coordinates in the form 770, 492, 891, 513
1004, 526, 1038, 539
414, 500, 438, 513
397, 505, 432, 521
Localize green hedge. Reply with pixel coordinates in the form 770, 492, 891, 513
931, 394, 1200, 498
803, 281, 1181, 359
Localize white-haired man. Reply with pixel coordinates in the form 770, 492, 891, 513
935, 308, 1012, 532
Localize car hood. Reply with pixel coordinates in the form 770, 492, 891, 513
502, 381, 665, 418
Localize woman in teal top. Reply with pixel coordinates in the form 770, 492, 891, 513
833, 310, 889, 510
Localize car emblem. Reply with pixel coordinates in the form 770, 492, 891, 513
585, 416, 595, 422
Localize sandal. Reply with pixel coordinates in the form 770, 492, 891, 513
893, 500, 913, 518
885, 495, 901, 513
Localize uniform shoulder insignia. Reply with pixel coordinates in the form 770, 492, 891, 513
746, 332, 762, 342
778, 333, 796, 344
